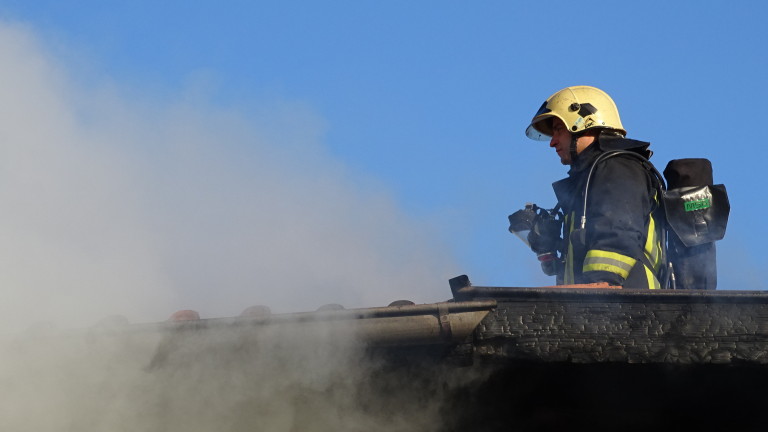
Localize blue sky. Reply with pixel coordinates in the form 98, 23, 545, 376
0, 0, 764, 322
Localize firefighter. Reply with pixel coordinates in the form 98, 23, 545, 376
525, 86, 665, 289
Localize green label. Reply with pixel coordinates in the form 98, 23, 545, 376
684, 198, 711, 212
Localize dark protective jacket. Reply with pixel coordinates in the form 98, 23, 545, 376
552, 134, 665, 289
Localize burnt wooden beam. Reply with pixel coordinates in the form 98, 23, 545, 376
468, 288, 768, 364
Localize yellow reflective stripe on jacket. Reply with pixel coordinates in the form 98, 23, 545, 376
644, 215, 657, 264
564, 213, 575, 284
645, 265, 661, 290
644, 214, 662, 272
583, 250, 637, 280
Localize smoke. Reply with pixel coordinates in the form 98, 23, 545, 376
0, 318, 491, 432
0, 21, 458, 332
0, 20, 474, 432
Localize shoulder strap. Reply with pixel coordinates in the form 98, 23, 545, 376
577, 150, 666, 231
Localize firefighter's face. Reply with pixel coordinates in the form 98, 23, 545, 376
549, 118, 595, 165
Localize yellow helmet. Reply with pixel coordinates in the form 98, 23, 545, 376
525, 86, 626, 141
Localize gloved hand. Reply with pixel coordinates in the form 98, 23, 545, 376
537, 252, 560, 276
527, 215, 562, 255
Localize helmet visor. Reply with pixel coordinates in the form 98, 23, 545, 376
525, 101, 553, 141
525, 122, 552, 141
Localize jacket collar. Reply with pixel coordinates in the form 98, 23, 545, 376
569, 133, 652, 174
598, 134, 651, 157
553, 134, 652, 208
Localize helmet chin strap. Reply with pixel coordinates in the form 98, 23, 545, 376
569, 134, 579, 164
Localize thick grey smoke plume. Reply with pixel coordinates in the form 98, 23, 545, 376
0, 21, 471, 432
1, 318, 490, 431
0, 22, 457, 332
